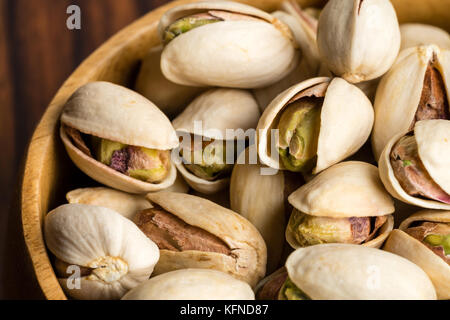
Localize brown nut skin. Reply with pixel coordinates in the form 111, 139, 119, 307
142, 192, 267, 288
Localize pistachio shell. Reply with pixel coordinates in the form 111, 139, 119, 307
400, 24, 450, 51
61, 126, 177, 194
383, 210, 450, 299
173, 88, 260, 194
66, 187, 151, 219
286, 244, 436, 300
122, 269, 254, 300
159, 1, 297, 88
145, 192, 267, 287
288, 161, 395, 218
372, 45, 450, 160
317, 0, 400, 83
378, 120, 450, 210
135, 45, 206, 119
230, 146, 286, 273
45, 204, 160, 300
257, 77, 374, 174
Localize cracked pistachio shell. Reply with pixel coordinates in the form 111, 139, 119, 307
159, 1, 298, 88
230, 146, 286, 273
122, 269, 254, 300
60, 82, 179, 194
146, 192, 267, 287
253, 6, 329, 111
257, 77, 374, 174
317, 0, 400, 83
379, 120, 450, 210
286, 161, 394, 249
384, 210, 450, 299
173, 88, 260, 194
44, 204, 160, 300
135, 45, 206, 119
372, 45, 450, 160
286, 244, 437, 300
400, 24, 450, 51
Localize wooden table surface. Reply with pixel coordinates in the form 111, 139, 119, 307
0, 0, 171, 299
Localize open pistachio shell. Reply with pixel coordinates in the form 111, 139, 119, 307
372, 45, 450, 160
253, 5, 329, 111
60, 82, 179, 193
379, 120, 450, 209
285, 161, 394, 249
45, 204, 160, 300
400, 24, 450, 51
145, 192, 267, 287
159, 1, 297, 88
257, 77, 374, 174
173, 88, 260, 194
122, 269, 254, 300
285, 244, 436, 300
317, 0, 400, 83
230, 146, 286, 273
384, 210, 450, 299
135, 45, 206, 119
66, 187, 152, 220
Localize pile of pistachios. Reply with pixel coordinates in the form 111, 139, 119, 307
48, 0, 450, 300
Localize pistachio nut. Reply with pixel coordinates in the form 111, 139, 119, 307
286, 161, 394, 249
173, 88, 260, 194
44, 204, 160, 300
400, 24, 450, 52
60, 82, 179, 194
257, 77, 374, 175
135, 192, 266, 287
158, 1, 298, 88
384, 210, 450, 299
317, 0, 400, 83
230, 146, 292, 273
122, 269, 254, 300
254, 267, 288, 300
134, 45, 206, 119
283, 244, 436, 300
372, 45, 450, 160
253, 2, 330, 111
379, 120, 450, 209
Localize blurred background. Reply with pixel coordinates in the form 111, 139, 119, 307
0, 0, 171, 299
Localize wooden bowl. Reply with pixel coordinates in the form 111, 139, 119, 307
21, 0, 450, 300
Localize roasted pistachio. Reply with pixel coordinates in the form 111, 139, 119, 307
159, 1, 297, 88
60, 82, 179, 193
317, 0, 400, 83
257, 78, 374, 175
254, 268, 288, 300
400, 23, 450, 51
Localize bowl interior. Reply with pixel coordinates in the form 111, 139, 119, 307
21, 0, 450, 300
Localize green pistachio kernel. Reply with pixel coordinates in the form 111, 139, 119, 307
424, 234, 450, 255
92, 137, 126, 165
402, 160, 412, 167
277, 99, 321, 173
278, 277, 310, 300
164, 16, 221, 44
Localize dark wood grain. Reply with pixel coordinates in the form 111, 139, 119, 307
0, 0, 171, 299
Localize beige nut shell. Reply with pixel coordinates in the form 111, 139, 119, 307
60, 81, 179, 194
384, 210, 450, 299
122, 269, 254, 300
317, 0, 400, 83
400, 23, 450, 51
146, 192, 267, 287
45, 204, 160, 300
230, 146, 286, 273
159, 1, 297, 88
257, 77, 374, 174
172, 88, 260, 194
286, 244, 437, 300
378, 120, 450, 210
372, 45, 450, 160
